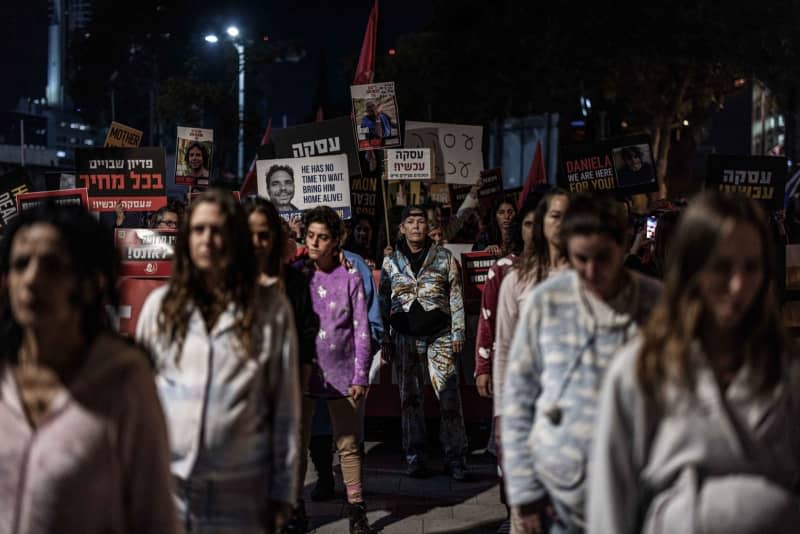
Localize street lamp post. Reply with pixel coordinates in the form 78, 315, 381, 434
205, 26, 245, 180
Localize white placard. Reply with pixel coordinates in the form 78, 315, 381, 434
386, 148, 432, 180
256, 153, 351, 220
405, 121, 483, 184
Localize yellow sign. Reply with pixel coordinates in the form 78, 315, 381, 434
104, 121, 143, 148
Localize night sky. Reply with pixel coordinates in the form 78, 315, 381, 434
1, 0, 431, 125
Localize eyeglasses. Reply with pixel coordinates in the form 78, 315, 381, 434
158, 220, 179, 228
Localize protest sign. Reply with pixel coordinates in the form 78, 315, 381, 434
17, 188, 89, 212
0, 168, 32, 232
559, 135, 658, 195
478, 168, 504, 209
405, 121, 484, 184
350, 173, 382, 219
461, 250, 500, 313
104, 121, 143, 148
75, 147, 167, 212
387, 148, 432, 181
706, 154, 787, 210
256, 153, 351, 219
116, 228, 176, 278
116, 278, 168, 336
351, 82, 401, 151
429, 183, 450, 206
176, 126, 213, 186
271, 116, 361, 176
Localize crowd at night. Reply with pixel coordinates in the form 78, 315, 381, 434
2, 1, 800, 533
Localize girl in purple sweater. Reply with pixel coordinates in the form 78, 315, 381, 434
290, 206, 374, 534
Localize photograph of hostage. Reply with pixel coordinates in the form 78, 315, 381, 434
360, 100, 395, 143
266, 164, 300, 213
614, 144, 655, 188
183, 141, 210, 180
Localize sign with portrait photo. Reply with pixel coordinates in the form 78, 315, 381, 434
706, 154, 787, 210
559, 134, 658, 195
351, 82, 401, 151
405, 121, 484, 185
75, 147, 167, 212
256, 153, 352, 220
176, 126, 214, 187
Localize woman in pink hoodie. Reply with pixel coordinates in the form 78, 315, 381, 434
0, 204, 178, 534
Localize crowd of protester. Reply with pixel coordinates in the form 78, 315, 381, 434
1, 182, 798, 534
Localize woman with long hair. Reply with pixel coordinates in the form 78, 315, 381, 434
0, 204, 178, 533
136, 188, 300, 533
474, 202, 530, 399
589, 192, 800, 534
473, 197, 517, 256
493, 188, 569, 422
243, 196, 321, 532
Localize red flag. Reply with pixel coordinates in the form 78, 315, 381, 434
240, 117, 272, 196
353, 0, 379, 85
518, 140, 547, 210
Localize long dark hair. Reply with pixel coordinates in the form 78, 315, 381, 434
158, 188, 258, 359
516, 188, 569, 284
243, 196, 287, 283
0, 203, 120, 361
637, 192, 791, 409
483, 197, 516, 252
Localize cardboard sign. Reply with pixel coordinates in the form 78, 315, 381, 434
405, 121, 484, 184
116, 278, 168, 336
16, 188, 90, 212
479, 168, 504, 209
270, 116, 361, 177
116, 228, 176, 278
256, 153, 351, 219
176, 126, 214, 186
387, 148, 432, 180
104, 121, 143, 148
351, 82, 401, 151
0, 168, 32, 232
75, 147, 167, 212
559, 135, 658, 195
706, 154, 787, 210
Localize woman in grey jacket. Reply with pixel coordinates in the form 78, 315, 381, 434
589, 192, 800, 534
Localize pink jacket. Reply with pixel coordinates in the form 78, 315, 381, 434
0, 333, 180, 534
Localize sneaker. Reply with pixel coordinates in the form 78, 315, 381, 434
405, 463, 430, 478
347, 502, 375, 534
444, 463, 469, 481
281, 500, 308, 534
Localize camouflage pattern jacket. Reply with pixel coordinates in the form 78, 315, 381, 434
380, 242, 465, 342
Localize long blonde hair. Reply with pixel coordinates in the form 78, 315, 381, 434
636, 192, 791, 409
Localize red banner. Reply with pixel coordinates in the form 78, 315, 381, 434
16, 188, 90, 212
116, 277, 168, 337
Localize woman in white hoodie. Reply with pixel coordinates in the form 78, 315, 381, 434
589, 192, 800, 534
